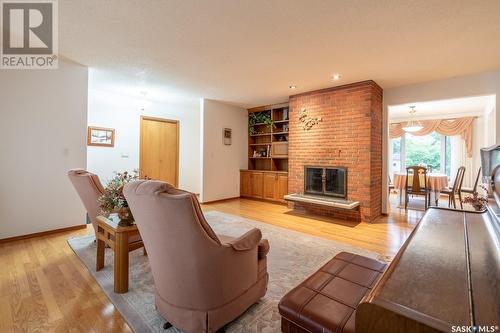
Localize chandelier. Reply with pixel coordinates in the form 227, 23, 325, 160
402, 106, 423, 132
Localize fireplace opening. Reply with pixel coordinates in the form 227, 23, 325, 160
304, 166, 347, 198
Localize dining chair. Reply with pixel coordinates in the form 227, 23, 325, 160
405, 166, 428, 210
441, 166, 466, 209
461, 167, 481, 195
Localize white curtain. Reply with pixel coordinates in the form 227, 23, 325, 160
450, 135, 473, 188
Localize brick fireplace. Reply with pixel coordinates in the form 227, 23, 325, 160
288, 80, 383, 222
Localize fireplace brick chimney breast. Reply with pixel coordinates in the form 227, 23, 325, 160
288, 80, 383, 222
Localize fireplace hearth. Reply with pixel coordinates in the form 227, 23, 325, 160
304, 166, 347, 198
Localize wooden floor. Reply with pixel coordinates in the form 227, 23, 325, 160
0, 196, 424, 332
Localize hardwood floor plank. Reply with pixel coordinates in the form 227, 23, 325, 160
33, 268, 63, 324
0, 296, 14, 332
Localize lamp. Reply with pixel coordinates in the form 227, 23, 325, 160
402, 106, 423, 132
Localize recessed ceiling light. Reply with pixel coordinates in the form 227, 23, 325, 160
332, 73, 341, 81
289, 84, 296, 89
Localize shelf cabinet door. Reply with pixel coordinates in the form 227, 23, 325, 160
250, 172, 264, 198
275, 175, 288, 202
240, 172, 251, 197
272, 142, 288, 157
263, 174, 276, 200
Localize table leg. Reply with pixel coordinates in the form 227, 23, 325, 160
114, 232, 129, 293
96, 230, 105, 271
428, 191, 439, 206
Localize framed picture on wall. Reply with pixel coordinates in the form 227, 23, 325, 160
223, 128, 232, 145
87, 126, 115, 147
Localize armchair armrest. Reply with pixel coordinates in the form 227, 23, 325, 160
258, 239, 270, 259
225, 228, 262, 251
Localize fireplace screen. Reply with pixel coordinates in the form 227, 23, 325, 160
304, 167, 347, 198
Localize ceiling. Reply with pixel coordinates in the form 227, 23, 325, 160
59, 0, 500, 107
388, 95, 495, 122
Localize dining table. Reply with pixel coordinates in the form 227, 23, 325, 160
393, 172, 449, 208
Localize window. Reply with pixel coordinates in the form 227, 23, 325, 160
444, 136, 451, 177
391, 132, 451, 175
405, 132, 441, 172
390, 137, 401, 177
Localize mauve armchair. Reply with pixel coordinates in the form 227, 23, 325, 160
67, 169, 106, 237
123, 180, 269, 333
67, 169, 141, 244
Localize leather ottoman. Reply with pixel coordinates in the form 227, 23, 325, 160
278, 252, 387, 333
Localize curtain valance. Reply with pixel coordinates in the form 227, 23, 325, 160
389, 117, 474, 157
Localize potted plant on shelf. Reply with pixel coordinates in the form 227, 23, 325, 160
461, 185, 489, 211
248, 112, 274, 135
98, 170, 140, 225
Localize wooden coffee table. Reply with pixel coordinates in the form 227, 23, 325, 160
95, 215, 144, 293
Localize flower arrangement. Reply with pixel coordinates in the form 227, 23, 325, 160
98, 170, 140, 223
462, 185, 489, 211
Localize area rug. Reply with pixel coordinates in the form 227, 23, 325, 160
68, 211, 385, 333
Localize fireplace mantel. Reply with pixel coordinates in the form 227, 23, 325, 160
284, 193, 360, 210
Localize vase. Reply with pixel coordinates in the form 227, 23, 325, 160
114, 207, 134, 226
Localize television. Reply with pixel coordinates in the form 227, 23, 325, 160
480, 144, 500, 180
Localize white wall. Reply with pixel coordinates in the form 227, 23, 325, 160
200, 99, 248, 202
382, 69, 500, 213
87, 88, 201, 193
0, 60, 88, 239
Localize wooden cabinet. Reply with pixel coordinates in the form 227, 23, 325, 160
263, 174, 276, 200
240, 171, 252, 197
240, 170, 288, 203
276, 174, 288, 201
250, 172, 264, 197
243, 103, 289, 203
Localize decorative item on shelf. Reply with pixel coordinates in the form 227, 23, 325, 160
88, 126, 115, 147
278, 135, 286, 142
253, 150, 259, 157
283, 108, 289, 120
283, 124, 289, 132
260, 148, 267, 157
298, 107, 322, 131
223, 128, 232, 145
267, 145, 271, 157
462, 185, 488, 211
98, 170, 143, 226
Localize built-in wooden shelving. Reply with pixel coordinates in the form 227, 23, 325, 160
247, 102, 289, 172
241, 102, 289, 203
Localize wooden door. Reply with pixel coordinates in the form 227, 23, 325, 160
250, 172, 264, 198
263, 174, 276, 200
240, 171, 251, 197
140, 116, 179, 186
275, 174, 288, 202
